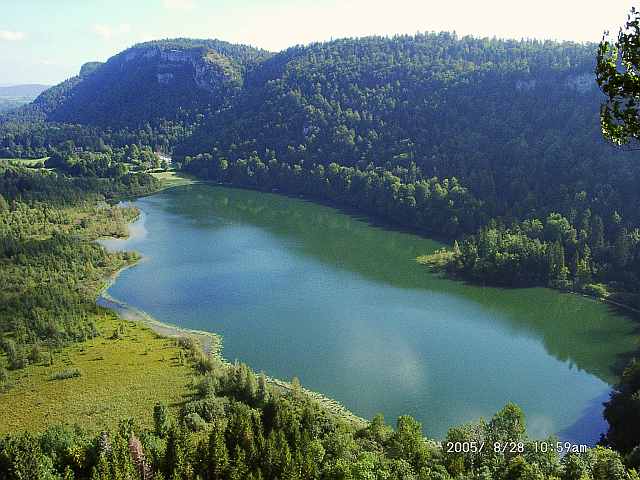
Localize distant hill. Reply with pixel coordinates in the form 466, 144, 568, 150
0, 84, 50, 114
0, 84, 50, 98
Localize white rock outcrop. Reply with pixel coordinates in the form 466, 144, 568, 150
565, 73, 595, 93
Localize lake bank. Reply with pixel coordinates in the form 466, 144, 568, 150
96, 201, 367, 427
417, 251, 640, 333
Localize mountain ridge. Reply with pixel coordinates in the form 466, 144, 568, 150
4, 33, 637, 239
16, 34, 600, 128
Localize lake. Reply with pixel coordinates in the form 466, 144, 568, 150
99, 184, 638, 444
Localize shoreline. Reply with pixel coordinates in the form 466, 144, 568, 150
96, 195, 368, 428
416, 254, 640, 320
97, 292, 223, 358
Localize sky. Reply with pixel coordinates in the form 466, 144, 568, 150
0, 0, 636, 85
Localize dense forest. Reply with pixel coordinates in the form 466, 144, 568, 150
2, 355, 640, 479
175, 34, 640, 304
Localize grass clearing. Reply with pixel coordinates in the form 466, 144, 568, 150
416, 248, 455, 270
151, 169, 198, 189
0, 157, 49, 167
0, 312, 195, 435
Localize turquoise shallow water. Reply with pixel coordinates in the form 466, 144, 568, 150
99, 184, 638, 443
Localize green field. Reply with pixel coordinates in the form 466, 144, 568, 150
0, 312, 196, 434
151, 169, 198, 189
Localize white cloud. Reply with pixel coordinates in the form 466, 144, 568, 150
214, 0, 636, 52
0, 30, 25, 41
92, 23, 132, 40
136, 30, 180, 42
163, 0, 195, 11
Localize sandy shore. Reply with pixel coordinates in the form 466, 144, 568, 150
97, 292, 223, 358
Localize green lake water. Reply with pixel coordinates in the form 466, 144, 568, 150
99, 184, 639, 443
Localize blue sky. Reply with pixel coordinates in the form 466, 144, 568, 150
0, 0, 636, 85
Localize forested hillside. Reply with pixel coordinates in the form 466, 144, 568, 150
187, 35, 640, 305
179, 35, 640, 304
5, 39, 270, 126
3, 33, 639, 303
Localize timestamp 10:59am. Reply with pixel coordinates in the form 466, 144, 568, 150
444, 441, 589, 454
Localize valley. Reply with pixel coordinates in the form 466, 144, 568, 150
1, 8, 640, 475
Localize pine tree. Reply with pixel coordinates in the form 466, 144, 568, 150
547, 241, 569, 288
0, 193, 9, 213
257, 372, 270, 404
590, 215, 605, 251
207, 424, 229, 480
575, 245, 592, 287
614, 229, 630, 268
229, 446, 249, 480
153, 402, 170, 438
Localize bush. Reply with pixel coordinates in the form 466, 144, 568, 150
8, 350, 26, 370
194, 352, 217, 374
153, 402, 170, 438
582, 283, 610, 298
109, 324, 126, 340
28, 344, 43, 364
2, 339, 27, 370
50, 368, 81, 380
183, 396, 228, 423
184, 413, 206, 432
195, 374, 220, 397
177, 336, 199, 352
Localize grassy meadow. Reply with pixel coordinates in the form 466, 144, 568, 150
151, 169, 197, 189
0, 157, 48, 167
0, 312, 195, 434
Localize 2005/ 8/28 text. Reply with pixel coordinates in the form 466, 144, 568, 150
445, 442, 588, 454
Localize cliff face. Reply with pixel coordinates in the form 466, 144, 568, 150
118, 44, 243, 92
28, 39, 265, 126
515, 73, 597, 94
79, 62, 104, 78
